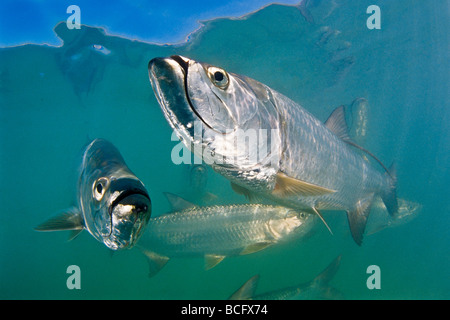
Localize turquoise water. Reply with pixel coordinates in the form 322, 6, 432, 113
1, 0, 449, 300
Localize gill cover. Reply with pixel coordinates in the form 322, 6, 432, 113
185, 59, 261, 133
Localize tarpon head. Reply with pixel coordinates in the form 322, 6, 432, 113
268, 209, 316, 241
148, 56, 282, 189
90, 177, 151, 250
81, 139, 152, 250
394, 199, 422, 223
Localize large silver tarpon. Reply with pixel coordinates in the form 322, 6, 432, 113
148, 55, 398, 245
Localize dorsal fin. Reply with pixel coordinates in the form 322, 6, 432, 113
229, 275, 260, 300
325, 105, 392, 178
163, 192, 197, 211
313, 255, 342, 285
346, 140, 393, 178
324, 105, 352, 142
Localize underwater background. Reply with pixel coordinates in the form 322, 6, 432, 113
0, 0, 449, 299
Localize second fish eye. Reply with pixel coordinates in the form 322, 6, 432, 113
93, 177, 109, 201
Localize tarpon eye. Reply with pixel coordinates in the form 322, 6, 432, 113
93, 177, 109, 201
208, 67, 229, 89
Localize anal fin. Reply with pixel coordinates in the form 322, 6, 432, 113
139, 247, 170, 277
347, 194, 374, 245
205, 254, 226, 270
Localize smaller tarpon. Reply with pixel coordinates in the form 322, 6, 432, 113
35, 138, 152, 250
229, 255, 343, 300
139, 193, 315, 277
366, 198, 422, 235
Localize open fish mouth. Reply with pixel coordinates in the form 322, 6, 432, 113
106, 179, 152, 250
108, 214, 148, 249
109, 189, 151, 216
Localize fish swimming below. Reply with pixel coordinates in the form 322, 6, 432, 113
185, 163, 218, 205
34, 138, 152, 250
148, 55, 398, 245
139, 193, 315, 277
229, 255, 343, 300
366, 198, 422, 236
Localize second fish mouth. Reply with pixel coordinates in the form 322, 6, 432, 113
109, 189, 150, 215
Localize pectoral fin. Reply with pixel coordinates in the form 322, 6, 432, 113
230, 182, 261, 202
139, 248, 170, 277
272, 172, 336, 197
68, 229, 83, 241
34, 207, 84, 233
347, 194, 375, 245
311, 207, 333, 235
205, 254, 226, 270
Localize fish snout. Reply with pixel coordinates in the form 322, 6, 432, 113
106, 178, 152, 250
169, 55, 190, 73
107, 193, 151, 250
